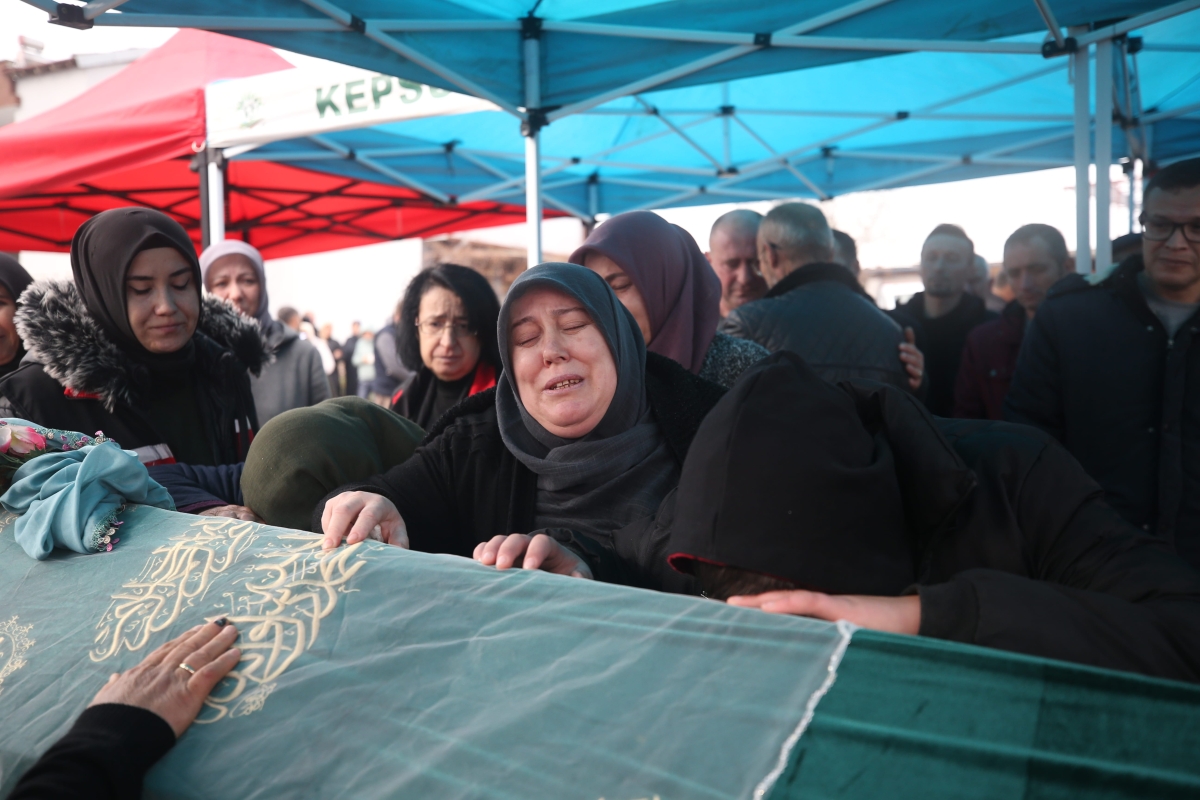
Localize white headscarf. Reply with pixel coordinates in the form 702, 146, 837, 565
199, 240, 271, 328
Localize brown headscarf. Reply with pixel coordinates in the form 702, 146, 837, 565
570, 211, 721, 374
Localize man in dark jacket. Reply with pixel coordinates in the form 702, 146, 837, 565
369, 303, 414, 404
954, 224, 1072, 419
642, 353, 1200, 683
1006, 158, 1200, 570
892, 224, 996, 415
719, 202, 914, 391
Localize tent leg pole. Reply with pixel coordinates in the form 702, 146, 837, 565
207, 148, 226, 245
1072, 31, 1092, 274
523, 23, 543, 270
198, 150, 211, 250
1095, 38, 1113, 270
525, 132, 542, 269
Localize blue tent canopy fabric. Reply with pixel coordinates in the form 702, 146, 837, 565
28, 0, 1186, 115
225, 8, 1200, 217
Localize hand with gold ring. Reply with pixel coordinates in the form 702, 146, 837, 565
88, 618, 241, 737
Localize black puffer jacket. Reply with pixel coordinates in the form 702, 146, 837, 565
718, 263, 909, 390
613, 375, 1200, 682
312, 352, 725, 561
0, 280, 267, 466
1005, 257, 1200, 569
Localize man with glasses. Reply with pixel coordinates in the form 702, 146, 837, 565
719, 202, 920, 391
1006, 157, 1200, 570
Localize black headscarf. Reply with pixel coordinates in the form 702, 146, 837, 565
495, 263, 679, 539
667, 351, 915, 596
0, 254, 33, 304
0, 254, 34, 376
70, 207, 202, 370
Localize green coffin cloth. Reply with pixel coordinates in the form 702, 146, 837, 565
0, 505, 846, 799
770, 632, 1200, 800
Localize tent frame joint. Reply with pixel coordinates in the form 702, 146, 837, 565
1041, 35, 1078, 58
48, 2, 92, 29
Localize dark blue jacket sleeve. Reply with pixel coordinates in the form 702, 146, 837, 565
148, 463, 245, 513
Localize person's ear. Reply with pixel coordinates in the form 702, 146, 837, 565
1062, 256, 1074, 275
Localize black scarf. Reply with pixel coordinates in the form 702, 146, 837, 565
70, 207, 202, 374
495, 263, 679, 539
667, 351, 915, 596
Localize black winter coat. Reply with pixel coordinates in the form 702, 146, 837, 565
1005, 257, 1200, 569
9, 705, 174, 800
0, 281, 266, 466
313, 352, 725, 559
891, 291, 995, 416
613, 380, 1200, 682
719, 263, 910, 390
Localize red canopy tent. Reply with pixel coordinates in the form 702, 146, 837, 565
0, 30, 532, 258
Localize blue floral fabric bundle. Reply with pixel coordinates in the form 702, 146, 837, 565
0, 419, 174, 560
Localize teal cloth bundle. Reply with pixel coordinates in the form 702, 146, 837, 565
0, 419, 173, 560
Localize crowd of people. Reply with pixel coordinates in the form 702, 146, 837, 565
9, 158, 1200, 798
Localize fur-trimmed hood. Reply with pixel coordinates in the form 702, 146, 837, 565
15, 279, 270, 411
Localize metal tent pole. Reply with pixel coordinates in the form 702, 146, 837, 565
1071, 30, 1092, 274
206, 148, 226, 244
1095, 38, 1114, 270
522, 16, 543, 269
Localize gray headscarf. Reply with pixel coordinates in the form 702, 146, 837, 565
495, 263, 679, 538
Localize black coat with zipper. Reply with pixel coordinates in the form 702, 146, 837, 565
1005, 256, 1200, 569
311, 352, 725, 560
610, 376, 1200, 682
0, 280, 266, 466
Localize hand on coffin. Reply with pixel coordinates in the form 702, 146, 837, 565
727, 590, 920, 635
198, 505, 263, 522
89, 618, 241, 738
473, 533, 594, 579
320, 491, 410, 550
900, 327, 924, 391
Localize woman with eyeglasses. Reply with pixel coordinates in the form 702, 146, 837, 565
390, 264, 501, 428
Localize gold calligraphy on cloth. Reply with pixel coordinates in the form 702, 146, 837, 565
0, 615, 35, 699
91, 517, 369, 722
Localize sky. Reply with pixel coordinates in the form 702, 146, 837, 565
3, 0, 1136, 338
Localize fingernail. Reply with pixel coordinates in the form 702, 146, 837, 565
213, 617, 228, 628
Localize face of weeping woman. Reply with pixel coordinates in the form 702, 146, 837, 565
507, 286, 619, 439
124, 247, 201, 354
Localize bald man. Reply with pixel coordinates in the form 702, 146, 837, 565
705, 209, 769, 318
719, 202, 917, 391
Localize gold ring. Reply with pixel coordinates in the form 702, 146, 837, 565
177, 662, 196, 675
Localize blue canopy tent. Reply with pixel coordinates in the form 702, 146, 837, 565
223, 6, 1200, 267
24, 0, 1200, 270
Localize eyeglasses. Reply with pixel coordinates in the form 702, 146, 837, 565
1141, 217, 1200, 243
416, 318, 476, 338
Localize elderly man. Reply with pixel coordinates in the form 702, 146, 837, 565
892, 224, 996, 416
1007, 157, 1200, 570
719, 203, 920, 391
705, 209, 769, 318
954, 224, 1072, 420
